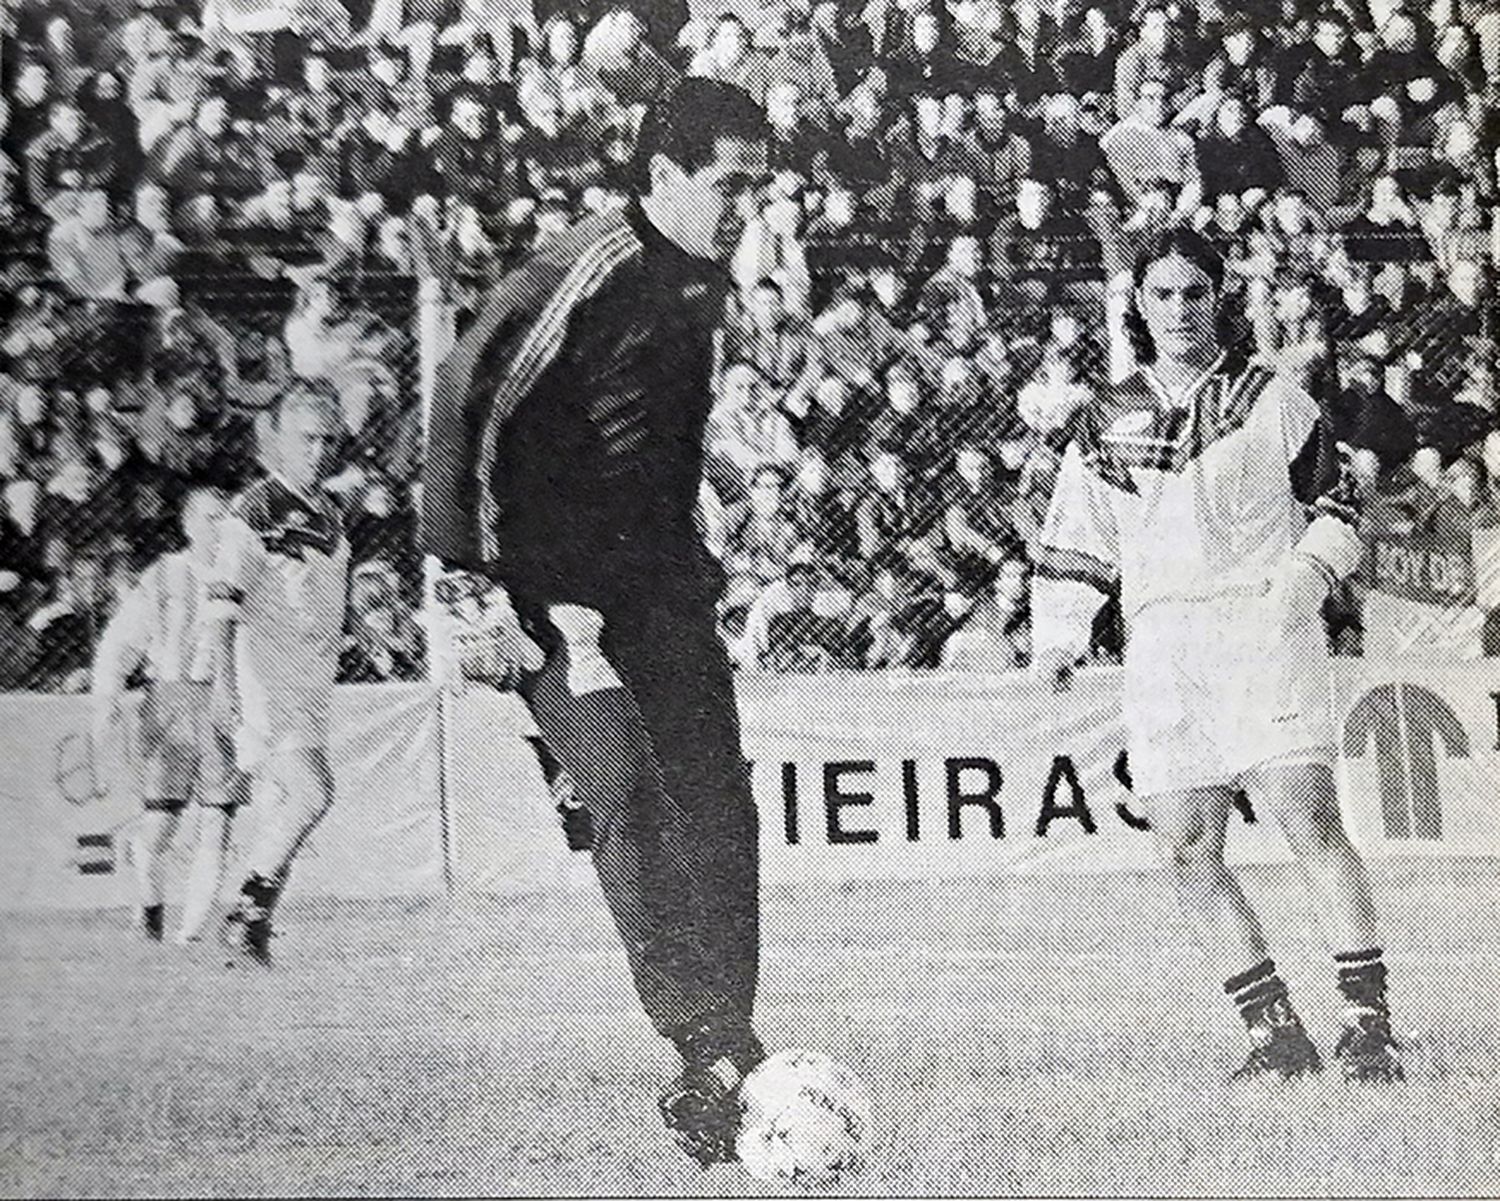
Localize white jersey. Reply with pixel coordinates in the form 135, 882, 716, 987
95, 550, 217, 693
1034, 353, 1322, 659
206, 476, 349, 751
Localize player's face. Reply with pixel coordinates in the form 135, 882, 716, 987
1137, 253, 1218, 365
274, 402, 340, 491
659, 136, 770, 264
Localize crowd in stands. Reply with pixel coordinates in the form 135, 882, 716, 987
0, 0, 1496, 687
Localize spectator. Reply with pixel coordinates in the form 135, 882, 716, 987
126, 19, 207, 154
77, 70, 146, 196
856, 447, 944, 585
1113, 4, 1197, 120
1197, 13, 1278, 113
429, 87, 516, 215
1021, 93, 1114, 211
690, 15, 773, 104
1194, 96, 1286, 203
939, 556, 1029, 670
339, 558, 425, 681
583, 9, 680, 107
965, 89, 1031, 210
939, 444, 1022, 592
721, 463, 804, 605
46, 187, 142, 300
761, 558, 855, 671
990, 176, 1101, 304
8, 57, 57, 154
1050, 5, 1120, 102
153, 96, 262, 201
1100, 78, 1201, 220
1282, 9, 1363, 122
116, 180, 183, 284
24, 98, 114, 220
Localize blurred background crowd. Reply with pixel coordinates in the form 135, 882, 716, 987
0, 0, 1495, 688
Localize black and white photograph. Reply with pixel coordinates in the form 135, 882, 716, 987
0, 0, 1497, 1193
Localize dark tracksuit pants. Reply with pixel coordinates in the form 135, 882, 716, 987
514, 577, 759, 1041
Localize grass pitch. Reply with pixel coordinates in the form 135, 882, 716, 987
2, 860, 1498, 1197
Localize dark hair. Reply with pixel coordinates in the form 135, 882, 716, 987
1122, 227, 1244, 364
634, 78, 768, 193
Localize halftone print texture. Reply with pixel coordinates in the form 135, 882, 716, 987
1, 0, 1498, 1195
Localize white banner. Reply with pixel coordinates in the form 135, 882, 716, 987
448, 665, 1500, 895
1332, 659, 1500, 857
5, 663, 1497, 909
0, 684, 446, 911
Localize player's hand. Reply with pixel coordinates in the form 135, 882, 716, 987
435, 571, 545, 692
1265, 554, 1330, 647
91, 699, 124, 768
1033, 647, 1076, 694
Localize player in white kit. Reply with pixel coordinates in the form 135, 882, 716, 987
1034, 229, 1403, 1082
204, 382, 349, 966
93, 484, 251, 945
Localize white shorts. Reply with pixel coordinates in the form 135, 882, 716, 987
1123, 594, 1334, 798
137, 681, 244, 808
236, 655, 334, 771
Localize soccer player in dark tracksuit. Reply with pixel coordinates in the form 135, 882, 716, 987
418, 79, 773, 1164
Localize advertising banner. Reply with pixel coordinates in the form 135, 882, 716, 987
0, 685, 445, 911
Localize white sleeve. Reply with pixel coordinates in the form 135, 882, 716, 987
1033, 440, 1119, 662
93, 566, 153, 698
204, 511, 264, 623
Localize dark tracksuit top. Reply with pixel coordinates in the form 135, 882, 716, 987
422, 202, 725, 605
419, 202, 760, 1041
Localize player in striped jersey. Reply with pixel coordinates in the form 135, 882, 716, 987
420, 80, 772, 1164
1034, 229, 1403, 1082
204, 382, 349, 966
93, 484, 251, 944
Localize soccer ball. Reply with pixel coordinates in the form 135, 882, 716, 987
736, 1050, 872, 1191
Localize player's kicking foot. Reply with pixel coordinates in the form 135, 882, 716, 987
221, 874, 279, 968
659, 1018, 765, 1166
221, 906, 273, 967
1230, 999, 1323, 1081
1335, 1010, 1404, 1083
141, 904, 165, 942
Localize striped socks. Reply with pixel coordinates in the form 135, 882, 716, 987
1224, 959, 1296, 1029
1335, 947, 1390, 1018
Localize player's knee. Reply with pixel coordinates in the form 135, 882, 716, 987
1280, 805, 1352, 858
1152, 811, 1220, 875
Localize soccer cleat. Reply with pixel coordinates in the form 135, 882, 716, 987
1335, 1011, 1405, 1083
659, 1058, 749, 1167
1230, 999, 1324, 1081
660, 1019, 767, 1167
141, 904, 165, 942
220, 903, 274, 968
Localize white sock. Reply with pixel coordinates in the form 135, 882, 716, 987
131, 810, 179, 910
174, 807, 231, 944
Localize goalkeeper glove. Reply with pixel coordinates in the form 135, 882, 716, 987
433, 570, 545, 692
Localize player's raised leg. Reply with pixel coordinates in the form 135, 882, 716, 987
224, 744, 335, 965
520, 599, 763, 1165
1246, 760, 1401, 1081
